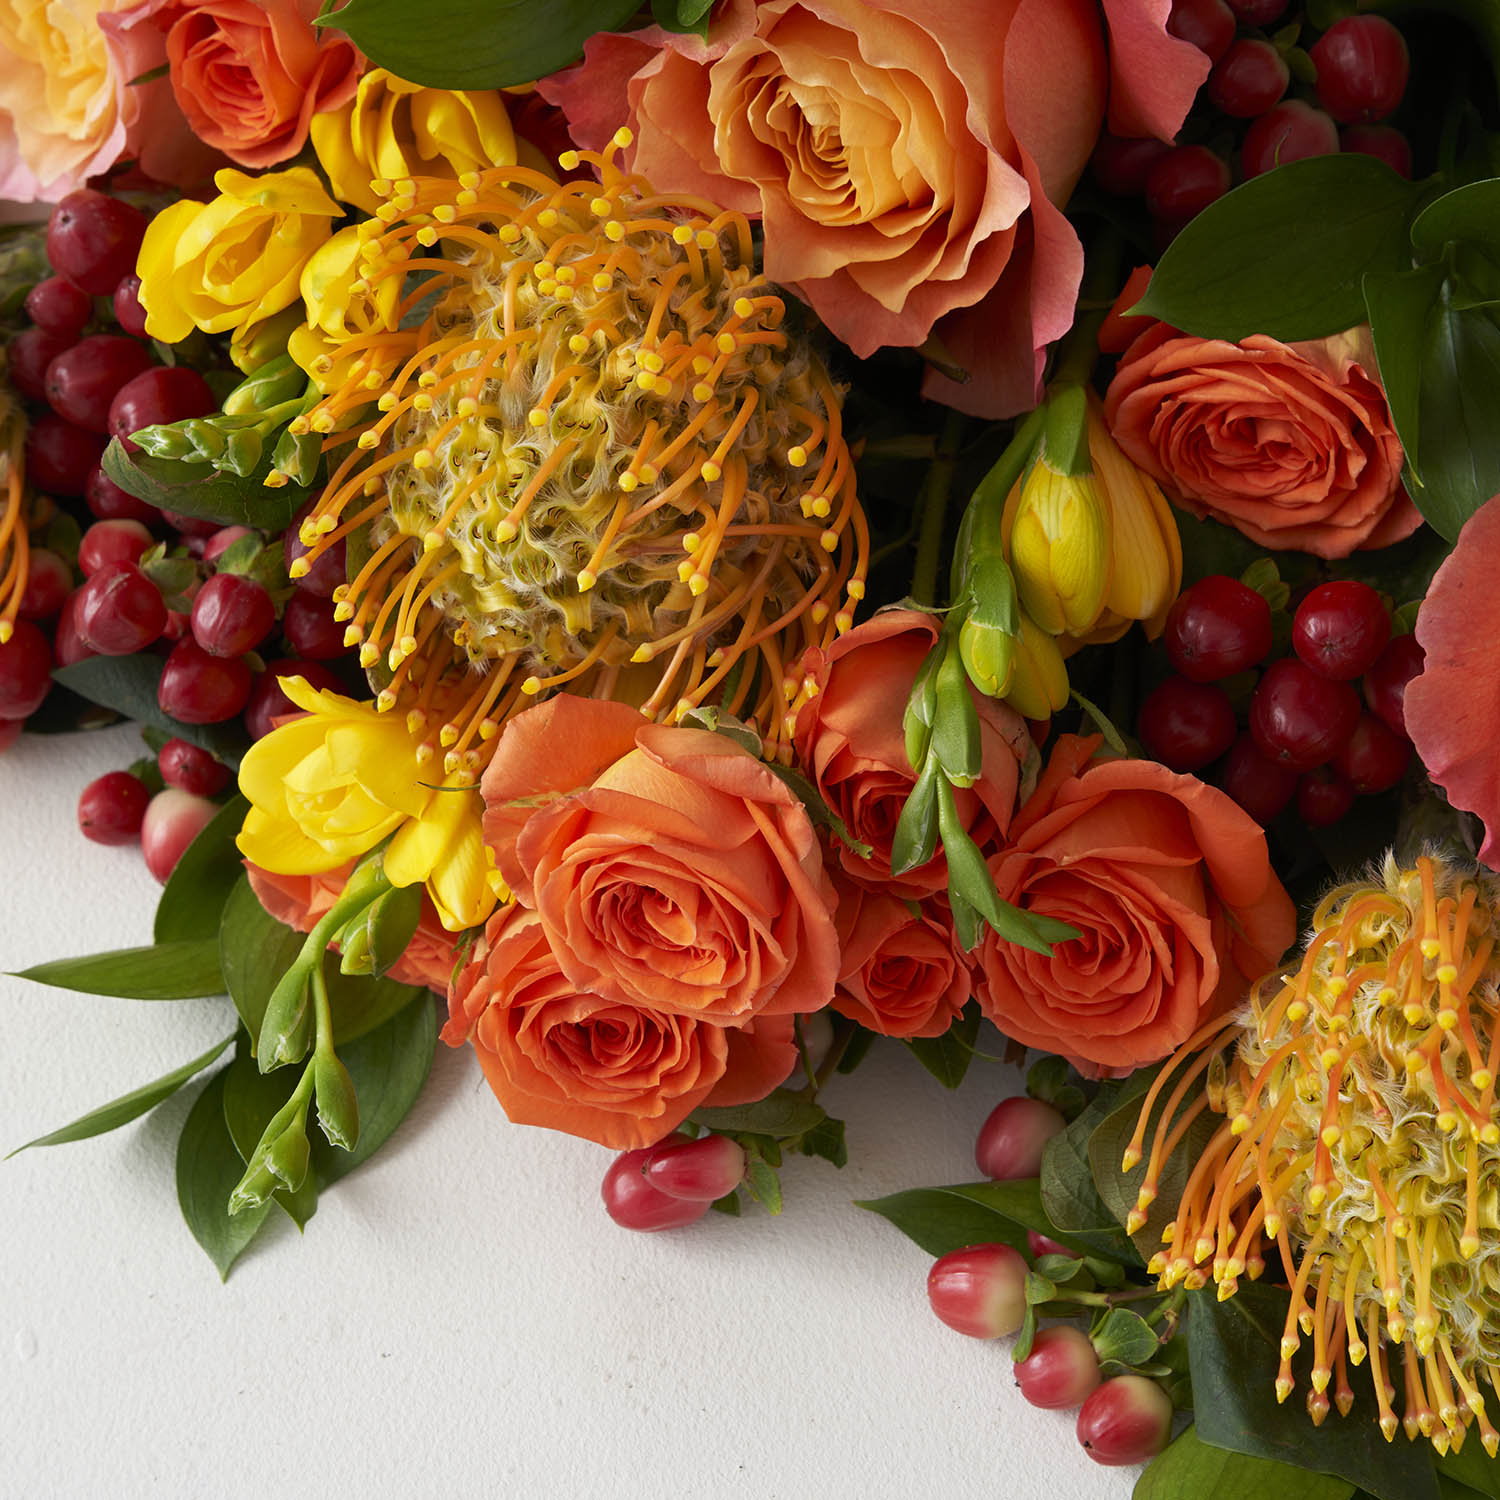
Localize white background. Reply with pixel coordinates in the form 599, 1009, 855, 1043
2, 722, 1139, 1500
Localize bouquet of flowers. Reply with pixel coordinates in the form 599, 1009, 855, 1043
4, 0, 1500, 1493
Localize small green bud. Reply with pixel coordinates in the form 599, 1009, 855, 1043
902, 640, 943, 773
959, 613, 1016, 699
130, 423, 196, 461
222, 426, 265, 478
337, 919, 374, 976
222, 352, 304, 416
228, 1156, 280, 1216
265, 1115, 311, 1192
314, 1051, 360, 1152
929, 636, 982, 785
182, 418, 229, 461
257, 965, 311, 1072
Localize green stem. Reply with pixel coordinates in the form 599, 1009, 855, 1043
1047, 230, 1127, 393
309, 959, 335, 1060
909, 409, 966, 608
812, 1018, 859, 1091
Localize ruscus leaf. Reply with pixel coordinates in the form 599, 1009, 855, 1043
1135, 1426, 1355, 1500
176, 1069, 273, 1280
12, 940, 224, 999
904, 1003, 981, 1089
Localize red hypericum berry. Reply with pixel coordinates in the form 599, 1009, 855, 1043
1311, 15, 1409, 124
1292, 579, 1390, 680
927, 1244, 1027, 1339
160, 509, 222, 539
158, 637, 252, 724
25, 276, 92, 340
1226, 0, 1286, 21
1145, 146, 1230, 223
1341, 124, 1413, 177
601, 1138, 712, 1231
1077, 1376, 1175, 1465
280, 590, 346, 659
1091, 135, 1172, 197
0, 716, 21, 753
46, 190, 149, 295
1363, 633, 1424, 739
244, 658, 344, 739
79, 518, 153, 577
162, 608, 191, 643
108, 366, 217, 451
158, 736, 232, 797
202, 526, 253, 566
45, 335, 154, 434
17, 548, 72, 620
112, 274, 150, 338
77, 770, 151, 846
0, 619, 53, 718
74, 561, 167, 656
1243, 101, 1340, 177
85, 463, 159, 525
1166, 0, 1235, 62
53, 589, 96, 667
140, 787, 219, 883
1249, 658, 1361, 771
190, 572, 275, 657
1207, 39, 1290, 117
1297, 766, 1356, 827
1218, 731, 1298, 824
1015, 1326, 1102, 1410
284, 499, 347, 596
975, 1096, 1067, 1181
1027, 1229, 1072, 1260
1164, 574, 1273, 682
644, 1135, 747, 1201
8, 326, 71, 403
25, 413, 106, 496
1138, 676, 1237, 773
1331, 711, 1411, 794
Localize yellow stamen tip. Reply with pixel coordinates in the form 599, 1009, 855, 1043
1275, 1377, 1294, 1404
733, 297, 755, 318
333, 602, 354, 623
700, 460, 722, 482
496, 521, 518, 543
423, 531, 443, 552
559, 150, 580, 170
358, 431, 379, 449
528, 409, 548, 429
289, 558, 310, 579
1120, 1148, 1141, 1172
342, 626, 362, 648
612, 127, 634, 148
630, 645, 651, 664
1321, 1125, 1342, 1148
820, 530, 839, 553
358, 644, 378, 668
688, 573, 708, 596
787, 445, 807, 466
577, 570, 597, 593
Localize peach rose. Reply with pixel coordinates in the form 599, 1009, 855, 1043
1103, 319, 1421, 559
481, 696, 839, 1026
246, 861, 457, 993
792, 609, 1032, 898
137, 0, 363, 170
442, 906, 798, 1150
538, 0, 1205, 418
975, 735, 1295, 1075
832, 879, 971, 1040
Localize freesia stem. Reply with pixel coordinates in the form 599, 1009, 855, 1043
910, 410, 966, 608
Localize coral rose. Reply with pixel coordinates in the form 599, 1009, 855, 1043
1104, 319, 1420, 559
1407, 494, 1500, 868
442, 906, 798, 1150
538, 0, 1206, 418
246, 861, 457, 993
975, 735, 1295, 1075
792, 609, 1032, 898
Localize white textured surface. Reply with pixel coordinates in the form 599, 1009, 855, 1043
2, 724, 1137, 1500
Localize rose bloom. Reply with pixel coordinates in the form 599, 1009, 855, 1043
481, 695, 838, 1026
1104, 319, 1420, 559
975, 734, 1295, 1075
832, 879, 971, 1040
538, 0, 1205, 417
792, 609, 1032, 898
246, 861, 457, 993
442, 906, 799, 1150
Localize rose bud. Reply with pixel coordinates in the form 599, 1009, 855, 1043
926, 1244, 1027, 1338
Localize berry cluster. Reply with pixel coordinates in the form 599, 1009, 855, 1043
1138, 573, 1421, 828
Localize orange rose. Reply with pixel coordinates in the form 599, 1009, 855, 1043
245, 861, 457, 993
975, 735, 1295, 1075
1103, 319, 1420, 559
792, 609, 1031, 898
146, 0, 362, 170
538, 0, 1205, 418
832, 879, 971, 1040
481, 696, 839, 1026
441, 907, 798, 1150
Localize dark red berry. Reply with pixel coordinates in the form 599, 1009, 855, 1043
45, 334, 153, 433
17, 548, 72, 620
0, 618, 53, 718
25, 413, 107, 495
141, 788, 219, 883
1015, 1326, 1102, 1410
158, 736, 233, 797
1226, 0, 1286, 21
190, 572, 275, 657
53, 589, 96, 667
8, 326, 70, 403
1297, 766, 1356, 827
1077, 1376, 1174, 1466
975, 1097, 1067, 1181
1249, 658, 1361, 771
1139, 676, 1237, 772
75, 562, 167, 656
46, 190, 148, 296
1311, 15, 1409, 124
1166, 0, 1235, 63
1208, 39, 1290, 117
284, 499, 346, 596
1165, 575, 1273, 682
1145, 146, 1230, 223
158, 637, 253, 724
112, 275, 150, 338
601, 1137, 712, 1231
244, 658, 344, 739
1218, 731, 1299, 824
1091, 135, 1172, 197
643, 1135, 746, 1201
927, 1245, 1027, 1339
77, 770, 150, 845
108, 366, 217, 450
1243, 101, 1340, 177
25, 276, 92, 340
1362, 633, 1424, 739
79, 518, 153, 577
1292, 580, 1390, 680
1341, 124, 1413, 177
85, 463, 158, 525
280, 591, 345, 659
1331, 712, 1411, 794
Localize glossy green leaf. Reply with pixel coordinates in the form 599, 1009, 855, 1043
315, 0, 640, 88
1410, 180, 1500, 258
12, 939, 223, 999
1137, 1426, 1355, 1500
692, 1088, 826, 1140
1363, 262, 1447, 481
363, 883, 422, 979
7, 1034, 233, 1156
1040, 1083, 1144, 1264
101, 437, 307, 530
795, 1115, 848, 1168
222, 1042, 318, 1229
176, 1069, 273, 1280
1135, 155, 1422, 341
1089, 1307, 1160, 1368
650, 0, 713, 36
905, 1003, 981, 1089
154, 794, 249, 943
1437, 1442, 1500, 1499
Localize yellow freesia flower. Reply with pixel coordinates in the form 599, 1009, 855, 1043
310, 69, 517, 216
236, 677, 498, 932
1005, 460, 1112, 637
137, 167, 342, 346
287, 226, 403, 392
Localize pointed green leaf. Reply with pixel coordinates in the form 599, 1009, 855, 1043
691, 1088, 826, 1140
1136, 1426, 1355, 1500
101, 437, 307, 531
1410, 180, 1500, 258
176, 1069, 273, 1280
905, 1003, 981, 1089
221, 1040, 317, 1229
154, 794, 249, 943
13, 939, 224, 998
1364, 262, 1447, 480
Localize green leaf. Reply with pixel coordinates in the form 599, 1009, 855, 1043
767, 762, 872, 860
1410, 180, 1500, 259
796, 1115, 848, 1168
154, 794, 249, 943
12, 939, 223, 999
691, 1088, 827, 1140
315, 0, 641, 88
905, 1002, 981, 1089
891, 764, 940, 875
7, 1034, 233, 1156
176, 1069, 273, 1280
1089, 1307, 1160, 1368
1437, 1443, 1500, 1499
221, 1041, 318, 1229
650, 0, 713, 36
101, 437, 307, 531
1136, 1426, 1355, 1500
1134, 155, 1423, 342
1364, 262, 1447, 481
360, 882, 423, 979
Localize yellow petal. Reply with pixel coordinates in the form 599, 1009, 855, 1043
236, 806, 351, 875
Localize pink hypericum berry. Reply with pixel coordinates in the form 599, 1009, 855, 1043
77, 770, 151, 846
644, 1134, 747, 1201
1015, 1325, 1102, 1409
926, 1244, 1028, 1339
1027, 1229, 1072, 1260
601, 1139, 713, 1231
975, 1097, 1067, 1181
1076, 1376, 1174, 1465
140, 788, 219, 883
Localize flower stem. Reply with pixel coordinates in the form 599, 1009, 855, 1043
910, 409, 966, 608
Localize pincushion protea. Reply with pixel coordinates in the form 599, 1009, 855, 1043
1124, 853, 1500, 1455
284, 129, 867, 775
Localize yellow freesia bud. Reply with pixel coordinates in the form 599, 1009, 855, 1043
1002, 610, 1070, 721
235, 676, 496, 932
958, 612, 1015, 699
1004, 460, 1111, 637
287, 226, 404, 392
229, 306, 305, 375
137, 167, 343, 346
310, 69, 517, 216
